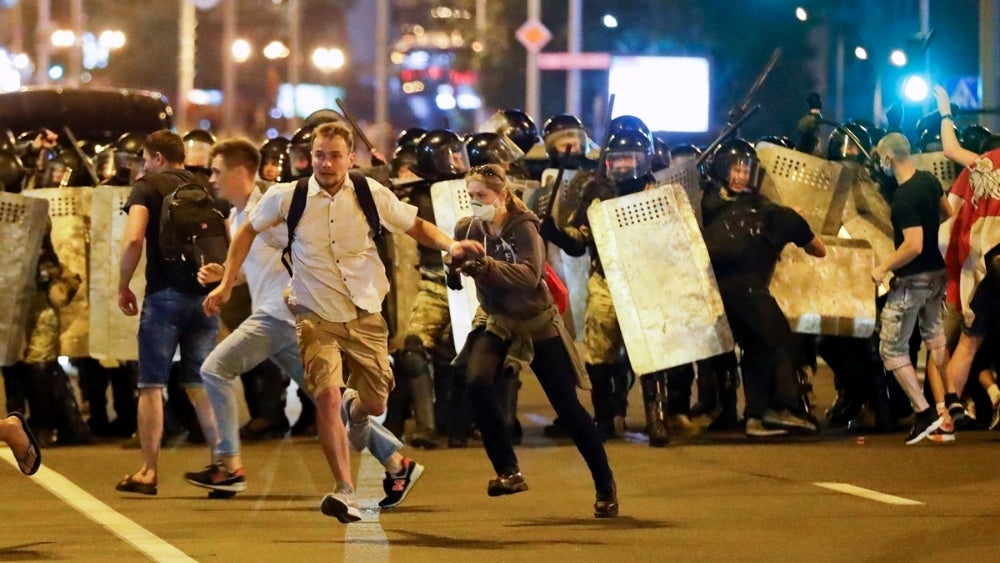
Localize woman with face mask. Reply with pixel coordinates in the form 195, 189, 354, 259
450, 164, 619, 519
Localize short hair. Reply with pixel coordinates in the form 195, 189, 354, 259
877, 132, 910, 161
313, 122, 354, 152
210, 137, 261, 174
144, 130, 185, 164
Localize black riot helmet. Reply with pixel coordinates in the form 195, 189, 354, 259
95, 146, 116, 183
114, 132, 145, 184
259, 137, 291, 183
396, 127, 427, 150
44, 148, 85, 187
603, 128, 653, 189
479, 109, 540, 154
919, 124, 957, 153
389, 144, 420, 179
607, 115, 651, 138
0, 150, 25, 193
289, 126, 316, 179
183, 129, 216, 174
542, 114, 589, 161
709, 138, 761, 194
413, 129, 470, 182
302, 108, 344, 130
960, 124, 993, 154
827, 122, 872, 162
465, 132, 525, 168
651, 133, 672, 172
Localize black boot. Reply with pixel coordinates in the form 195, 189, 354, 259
691, 358, 719, 417
666, 364, 697, 435
594, 480, 619, 518
707, 360, 742, 432
588, 364, 616, 440
48, 361, 93, 445
640, 373, 669, 447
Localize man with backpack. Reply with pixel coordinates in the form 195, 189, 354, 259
116, 130, 226, 495
203, 122, 484, 523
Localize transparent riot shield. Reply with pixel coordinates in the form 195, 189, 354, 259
88, 186, 145, 361
588, 183, 734, 375
23, 187, 92, 358
653, 159, 703, 226
912, 151, 960, 192
539, 167, 590, 339
430, 178, 478, 353
0, 193, 49, 366
757, 144, 851, 236
769, 236, 877, 338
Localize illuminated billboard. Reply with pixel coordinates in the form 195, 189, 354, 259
608, 56, 710, 133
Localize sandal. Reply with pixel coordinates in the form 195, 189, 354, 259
116, 473, 158, 495
8, 412, 41, 476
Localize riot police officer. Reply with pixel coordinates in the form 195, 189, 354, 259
466, 132, 528, 179
183, 129, 216, 178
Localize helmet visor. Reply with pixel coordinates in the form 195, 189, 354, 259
725, 156, 761, 193
433, 140, 471, 176
185, 140, 212, 168
493, 135, 526, 164
545, 128, 588, 158
479, 112, 513, 137
605, 151, 651, 183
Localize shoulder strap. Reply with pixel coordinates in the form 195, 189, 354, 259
349, 170, 382, 239
281, 178, 311, 277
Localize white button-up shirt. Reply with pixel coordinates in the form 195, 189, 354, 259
231, 189, 295, 326
249, 173, 418, 323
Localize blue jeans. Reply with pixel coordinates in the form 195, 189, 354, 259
201, 311, 402, 462
879, 269, 948, 371
138, 287, 218, 388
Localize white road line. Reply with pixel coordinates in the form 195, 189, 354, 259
1, 449, 196, 562
344, 450, 390, 560
813, 482, 924, 506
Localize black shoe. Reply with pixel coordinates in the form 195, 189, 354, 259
240, 417, 290, 441
947, 402, 972, 430
905, 408, 943, 445
184, 463, 247, 492
378, 458, 424, 509
543, 417, 569, 438
647, 421, 669, 447
408, 436, 439, 450
487, 471, 528, 497
594, 481, 619, 518
706, 413, 742, 432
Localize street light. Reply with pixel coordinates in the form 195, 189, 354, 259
263, 40, 290, 60
795, 7, 808, 22
889, 49, 907, 67
312, 47, 345, 72
98, 30, 126, 50
902, 74, 929, 102
51, 29, 76, 48
854, 46, 868, 61
602, 14, 618, 28
232, 39, 252, 63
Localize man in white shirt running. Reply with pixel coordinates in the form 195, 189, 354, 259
187, 138, 424, 509
204, 124, 484, 522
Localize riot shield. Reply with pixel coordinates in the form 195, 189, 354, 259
769, 236, 876, 338
757, 144, 852, 236
0, 193, 49, 366
88, 186, 145, 361
538, 167, 590, 340
653, 159, 703, 226
430, 178, 478, 353
541, 167, 583, 228
588, 183, 734, 375
384, 232, 421, 351
912, 151, 960, 192
23, 187, 91, 358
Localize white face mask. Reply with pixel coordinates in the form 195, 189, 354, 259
470, 197, 501, 222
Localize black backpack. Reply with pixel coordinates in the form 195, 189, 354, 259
154, 173, 229, 294
281, 170, 382, 276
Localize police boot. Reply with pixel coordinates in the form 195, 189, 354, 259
707, 368, 741, 432
587, 364, 616, 440
691, 359, 719, 417
496, 367, 523, 446
609, 363, 633, 437
640, 373, 669, 447
47, 361, 93, 445
666, 365, 698, 436
2, 363, 29, 414
77, 358, 112, 436
108, 362, 137, 438
291, 387, 317, 437
241, 361, 291, 440
397, 337, 438, 449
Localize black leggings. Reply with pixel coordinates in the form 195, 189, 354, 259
465, 331, 614, 490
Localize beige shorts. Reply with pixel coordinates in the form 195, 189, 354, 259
295, 307, 394, 405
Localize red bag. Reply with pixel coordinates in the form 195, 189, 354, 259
544, 263, 569, 314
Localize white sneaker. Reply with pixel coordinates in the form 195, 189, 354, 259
321, 491, 362, 523
745, 418, 789, 437
343, 389, 371, 452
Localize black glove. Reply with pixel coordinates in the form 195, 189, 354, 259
446, 268, 463, 291
538, 215, 561, 242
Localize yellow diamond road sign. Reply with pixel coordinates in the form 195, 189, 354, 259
516, 17, 552, 54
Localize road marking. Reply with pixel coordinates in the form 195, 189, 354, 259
814, 482, 923, 506
0, 449, 196, 562
344, 450, 390, 560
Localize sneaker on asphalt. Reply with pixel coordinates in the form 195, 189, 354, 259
762, 409, 817, 433
184, 464, 247, 493
343, 389, 371, 452
904, 409, 943, 445
928, 424, 956, 443
745, 418, 789, 437
379, 458, 425, 509
321, 491, 362, 523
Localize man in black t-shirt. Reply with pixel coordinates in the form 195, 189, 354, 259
702, 139, 827, 438
871, 133, 953, 445
115, 130, 222, 495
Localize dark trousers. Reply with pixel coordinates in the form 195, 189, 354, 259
465, 331, 613, 490
722, 289, 801, 419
